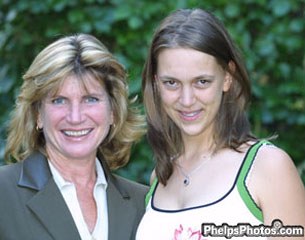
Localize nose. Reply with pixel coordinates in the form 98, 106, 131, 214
66, 102, 84, 124
179, 86, 195, 107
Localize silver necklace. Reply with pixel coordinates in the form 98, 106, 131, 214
176, 154, 212, 186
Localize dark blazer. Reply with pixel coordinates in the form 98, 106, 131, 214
0, 152, 148, 240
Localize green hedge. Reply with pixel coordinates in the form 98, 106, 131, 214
0, 0, 304, 185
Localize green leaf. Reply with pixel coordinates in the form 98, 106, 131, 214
270, 0, 291, 16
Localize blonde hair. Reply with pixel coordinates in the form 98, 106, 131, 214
5, 33, 145, 169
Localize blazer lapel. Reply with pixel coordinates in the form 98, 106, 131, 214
107, 179, 137, 240
26, 179, 81, 240
20, 152, 139, 239
19, 152, 81, 240
100, 158, 137, 240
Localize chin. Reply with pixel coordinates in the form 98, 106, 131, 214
182, 131, 202, 137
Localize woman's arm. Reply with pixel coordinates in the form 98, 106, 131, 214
251, 145, 305, 239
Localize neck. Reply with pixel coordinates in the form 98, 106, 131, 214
47, 152, 97, 186
182, 138, 215, 163
176, 151, 213, 187
182, 127, 216, 156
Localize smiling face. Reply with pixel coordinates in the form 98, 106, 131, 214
156, 48, 232, 141
37, 75, 113, 161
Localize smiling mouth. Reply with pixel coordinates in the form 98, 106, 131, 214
180, 110, 201, 117
63, 129, 92, 137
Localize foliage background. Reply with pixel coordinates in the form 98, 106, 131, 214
0, 0, 304, 185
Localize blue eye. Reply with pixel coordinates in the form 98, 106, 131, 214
84, 96, 99, 103
51, 97, 66, 105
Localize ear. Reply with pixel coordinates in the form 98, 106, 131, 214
37, 112, 43, 129
223, 61, 235, 92
108, 104, 115, 126
110, 111, 114, 125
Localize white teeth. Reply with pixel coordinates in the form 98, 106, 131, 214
64, 129, 90, 137
181, 111, 199, 117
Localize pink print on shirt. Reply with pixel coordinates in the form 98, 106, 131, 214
173, 224, 206, 240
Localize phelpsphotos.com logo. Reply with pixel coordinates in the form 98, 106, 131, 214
201, 219, 304, 238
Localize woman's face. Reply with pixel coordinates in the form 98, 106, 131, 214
156, 48, 232, 140
37, 75, 113, 161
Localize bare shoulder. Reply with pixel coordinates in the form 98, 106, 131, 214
251, 142, 305, 226
254, 143, 297, 176
253, 142, 303, 192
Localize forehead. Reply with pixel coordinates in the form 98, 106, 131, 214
49, 74, 106, 96
156, 48, 220, 77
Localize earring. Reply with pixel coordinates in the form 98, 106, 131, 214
36, 125, 42, 132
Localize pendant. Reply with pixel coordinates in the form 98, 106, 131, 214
183, 176, 190, 186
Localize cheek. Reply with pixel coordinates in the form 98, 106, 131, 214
39, 106, 65, 128
194, 88, 223, 110
159, 89, 179, 106
208, 90, 223, 106
92, 106, 113, 125
208, 79, 228, 100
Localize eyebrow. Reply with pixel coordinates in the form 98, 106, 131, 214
83, 93, 107, 99
46, 91, 106, 99
157, 74, 215, 81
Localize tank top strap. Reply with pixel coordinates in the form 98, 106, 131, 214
236, 139, 273, 222
145, 178, 158, 207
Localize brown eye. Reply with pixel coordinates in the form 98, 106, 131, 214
199, 79, 208, 84
166, 80, 176, 85
195, 79, 211, 88
162, 80, 179, 90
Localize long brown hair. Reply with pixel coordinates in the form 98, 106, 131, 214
142, 8, 256, 185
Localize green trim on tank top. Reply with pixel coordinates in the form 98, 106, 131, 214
145, 139, 272, 219
237, 139, 271, 222
145, 177, 158, 207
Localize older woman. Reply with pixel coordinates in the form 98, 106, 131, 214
0, 33, 147, 240
136, 8, 305, 239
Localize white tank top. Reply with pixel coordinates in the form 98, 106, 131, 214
136, 141, 270, 240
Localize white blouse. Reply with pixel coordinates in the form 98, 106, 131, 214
49, 159, 108, 240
